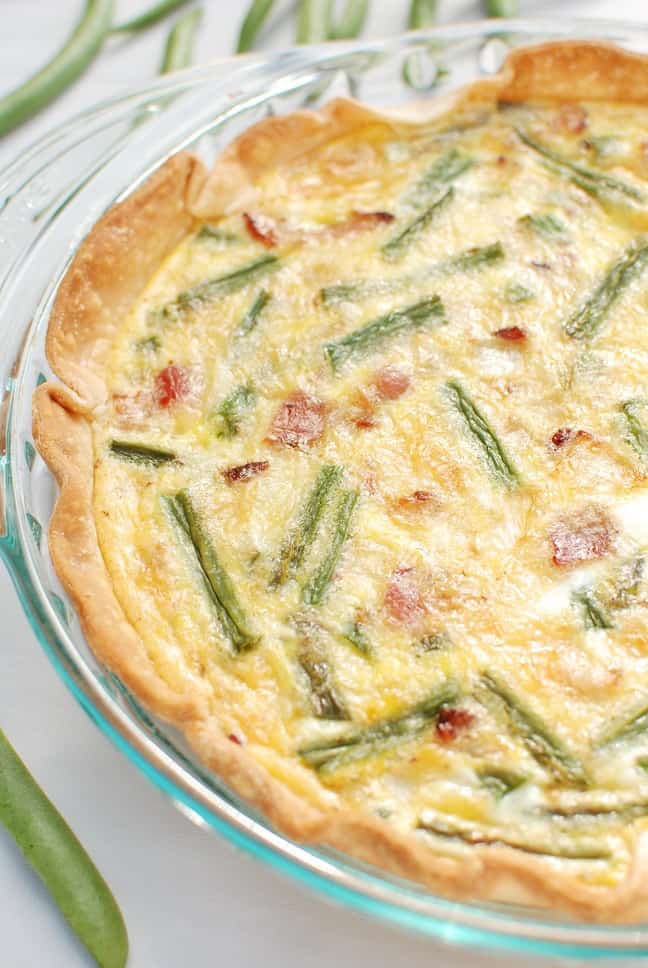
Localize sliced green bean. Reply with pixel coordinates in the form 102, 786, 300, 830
572, 589, 614, 630
236, 289, 270, 337
519, 212, 569, 241
325, 296, 445, 371
0, 0, 113, 137
417, 810, 608, 860
109, 441, 176, 465
596, 702, 648, 749
478, 767, 526, 800
516, 128, 643, 204
445, 382, 518, 488
382, 187, 454, 260
406, 149, 473, 208
565, 239, 648, 340
303, 489, 358, 605
296, 0, 333, 43
160, 6, 202, 73
300, 679, 460, 773
272, 465, 343, 587
621, 400, 648, 461
440, 241, 505, 274
298, 640, 349, 720
155, 255, 279, 322
213, 383, 256, 439
479, 673, 588, 786
342, 621, 372, 657
113, 0, 192, 32
237, 0, 276, 52
0, 729, 128, 968
329, 0, 369, 39
196, 226, 242, 244
167, 492, 257, 653
408, 0, 438, 28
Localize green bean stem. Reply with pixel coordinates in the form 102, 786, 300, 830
296, 0, 333, 43
303, 489, 359, 605
0, 730, 128, 968
0, 0, 113, 137
160, 6, 203, 73
113, 0, 193, 32
565, 239, 648, 340
445, 382, 518, 488
237, 0, 277, 52
408, 0, 438, 28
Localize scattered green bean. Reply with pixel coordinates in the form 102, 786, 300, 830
478, 768, 526, 800
0, 729, 128, 968
113, 0, 192, 32
506, 282, 534, 303
325, 296, 445, 371
0, 0, 113, 137
572, 589, 614, 631
196, 226, 242, 244
329, 0, 369, 39
596, 702, 648, 749
110, 441, 176, 465
406, 149, 473, 208
155, 255, 279, 322
298, 639, 349, 720
237, 289, 270, 337
519, 212, 569, 241
342, 621, 372, 656
479, 673, 588, 786
300, 679, 460, 773
621, 400, 648, 461
445, 382, 518, 488
167, 492, 257, 652
213, 384, 256, 439
160, 6, 202, 73
382, 187, 454, 260
237, 0, 276, 52
303, 489, 358, 605
564, 238, 648, 340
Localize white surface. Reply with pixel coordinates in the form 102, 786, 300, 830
0, 2, 646, 966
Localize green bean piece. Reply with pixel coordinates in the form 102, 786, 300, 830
564, 239, 648, 340
445, 382, 518, 488
479, 673, 588, 786
0, 729, 128, 968
298, 640, 349, 720
155, 255, 279, 322
483, 0, 518, 15
342, 621, 372, 657
296, 0, 333, 43
109, 441, 177, 465
440, 241, 505, 274
300, 679, 460, 773
303, 489, 359, 605
607, 556, 645, 610
0, 0, 113, 137
408, 0, 438, 28
196, 226, 242, 244
407, 149, 473, 208
515, 128, 644, 203
382, 187, 454, 261
478, 768, 526, 800
329, 0, 369, 39
621, 400, 648, 461
519, 213, 569, 241
272, 465, 343, 587
237, 0, 276, 52
237, 289, 270, 337
572, 589, 614, 630
596, 702, 648, 749
325, 296, 445, 372
113, 0, 192, 31
213, 384, 256, 439
506, 282, 534, 304
542, 797, 648, 822
417, 810, 608, 860
160, 6, 202, 73
168, 492, 257, 653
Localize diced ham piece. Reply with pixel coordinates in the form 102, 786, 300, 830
267, 391, 326, 449
222, 460, 269, 485
435, 708, 475, 743
154, 365, 190, 408
551, 427, 592, 450
494, 326, 526, 342
374, 366, 410, 400
553, 103, 588, 134
550, 505, 616, 567
384, 568, 425, 625
243, 212, 279, 248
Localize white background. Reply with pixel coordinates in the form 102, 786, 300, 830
1, 3, 647, 966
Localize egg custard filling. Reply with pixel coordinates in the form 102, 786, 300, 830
34, 43, 648, 918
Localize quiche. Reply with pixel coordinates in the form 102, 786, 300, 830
33, 42, 648, 921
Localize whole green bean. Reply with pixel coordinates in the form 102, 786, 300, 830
408, 0, 438, 28
329, 0, 369, 39
383, 187, 454, 260
296, 0, 333, 43
237, 0, 277, 53
160, 6, 203, 73
0, 729, 128, 968
303, 489, 358, 605
113, 0, 193, 32
0, 0, 113, 137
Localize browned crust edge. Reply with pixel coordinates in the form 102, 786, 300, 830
32, 42, 648, 921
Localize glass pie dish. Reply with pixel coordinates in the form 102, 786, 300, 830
3, 18, 648, 960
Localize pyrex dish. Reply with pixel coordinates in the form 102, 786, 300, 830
3, 20, 648, 960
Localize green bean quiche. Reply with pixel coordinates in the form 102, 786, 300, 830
34, 41, 648, 920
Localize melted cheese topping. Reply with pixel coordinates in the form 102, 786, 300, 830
94, 100, 648, 880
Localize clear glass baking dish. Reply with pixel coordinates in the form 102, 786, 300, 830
3, 18, 648, 960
